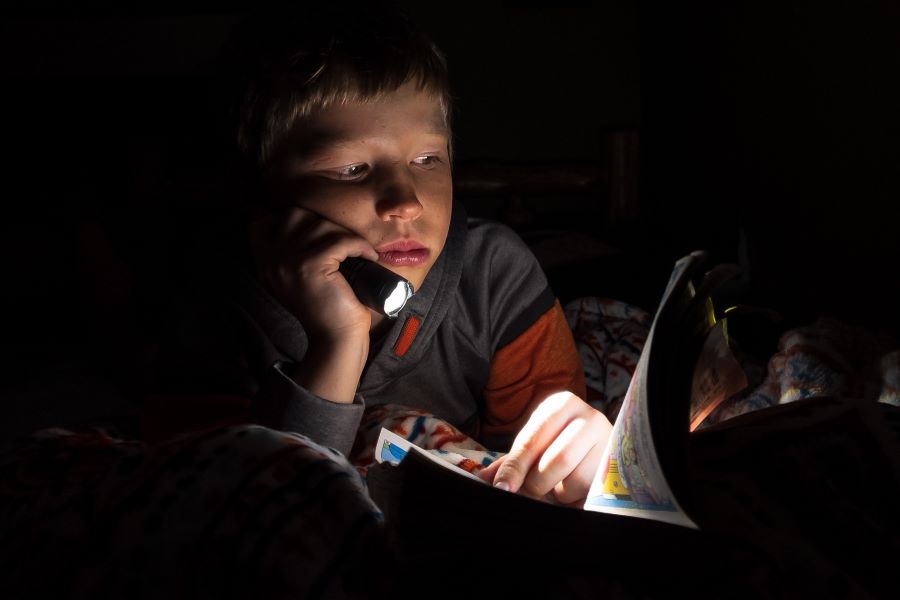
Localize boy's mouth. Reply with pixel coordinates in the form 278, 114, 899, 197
377, 240, 430, 267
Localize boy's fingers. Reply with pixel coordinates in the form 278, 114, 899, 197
305, 232, 378, 265
492, 391, 580, 493
248, 207, 313, 250
294, 212, 379, 262
476, 455, 506, 483
278, 206, 327, 240
552, 438, 608, 506
259, 208, 377, 266
520, 410, 608, 498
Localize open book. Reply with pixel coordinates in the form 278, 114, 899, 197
369, 251, 748, 530
365, 251, 900, 595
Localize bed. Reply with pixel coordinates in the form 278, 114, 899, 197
1, 152, 898, 598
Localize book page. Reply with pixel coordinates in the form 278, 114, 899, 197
583, 252, 704, 529
689, 319, 748, 431
375, 427, 486, 484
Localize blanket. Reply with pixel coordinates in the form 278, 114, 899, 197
564, 298, 900, 425
0, 425, 386, 599
1, 298, 896, 598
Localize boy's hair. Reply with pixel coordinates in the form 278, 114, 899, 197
223, 4, 452, 170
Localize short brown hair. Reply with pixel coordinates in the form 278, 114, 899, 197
226, 5, 452, 170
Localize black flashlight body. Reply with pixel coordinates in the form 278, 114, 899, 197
339, 257, 414, 318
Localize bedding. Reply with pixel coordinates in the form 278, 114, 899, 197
0, 425, 386, 599
0, 297, 896, 598
563, 298, 899, 425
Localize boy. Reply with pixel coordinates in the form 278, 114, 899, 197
147, 4, 611, 505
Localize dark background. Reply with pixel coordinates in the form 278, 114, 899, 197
0, 1, 897, 435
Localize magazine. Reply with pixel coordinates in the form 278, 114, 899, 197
365, 250, 900, 594
371, 251, 754, 529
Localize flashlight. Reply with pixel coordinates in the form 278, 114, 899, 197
339, 257, 414, 318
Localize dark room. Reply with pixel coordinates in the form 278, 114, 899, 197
1, 1, 898, 598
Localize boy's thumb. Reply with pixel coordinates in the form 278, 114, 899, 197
477, 454, 513, 492
491, 454, 529, 494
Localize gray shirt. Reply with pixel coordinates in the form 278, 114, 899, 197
152, 202, 554, 455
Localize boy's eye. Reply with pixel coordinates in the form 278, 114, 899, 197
412, 155, 441, 168
333, 163, 369, 180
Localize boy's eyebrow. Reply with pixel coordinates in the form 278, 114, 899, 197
298, 134, 362, 155
427, 114, 451, 136
289, 125, 450, 160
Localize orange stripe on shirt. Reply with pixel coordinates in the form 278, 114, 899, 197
480, 300, 586, 450
392, 315, 421, 357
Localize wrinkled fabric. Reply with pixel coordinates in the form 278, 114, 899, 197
0, 425, 385, 600
2, 299, 896, 598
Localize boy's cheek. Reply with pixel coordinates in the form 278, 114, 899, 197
269, 172, 350, 211
271, 177, 330, 210
275, 186, 362, 228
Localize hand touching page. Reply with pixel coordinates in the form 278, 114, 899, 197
478, 392, 612, 506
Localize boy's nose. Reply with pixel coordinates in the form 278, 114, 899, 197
375, 182, 423, 222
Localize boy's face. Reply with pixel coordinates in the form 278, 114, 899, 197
271, 82, 452, 294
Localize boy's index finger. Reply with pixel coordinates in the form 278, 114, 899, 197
270, 206, 317, 240
286, 213, 379, 263
492, 453, 531, 493
491, 392, 577, 493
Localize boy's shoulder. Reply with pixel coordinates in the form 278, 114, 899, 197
453, 217, 555, 351
465, 216, 522, 238
463, 218, 547, 294
463, 217, 534, 260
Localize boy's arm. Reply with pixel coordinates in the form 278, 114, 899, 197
279, 333, 370, 406
462, 221, 609, 504
142, 288, 366, 456
248, 206, 379, 405
478, 300, 587, 450
143, 365, 366, 456
477, 300, 611, 505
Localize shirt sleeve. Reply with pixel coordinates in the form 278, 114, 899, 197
478, 300, 587, 451
142, 363, 365, 457
142, 287, 365, 456
252, 362, 365, 456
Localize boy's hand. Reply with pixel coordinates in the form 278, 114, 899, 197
248, 206, 380, 339
477, 392, 612, 506
247, 207, 379, 404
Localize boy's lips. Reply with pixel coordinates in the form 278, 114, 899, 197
376, 239, 430, 267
